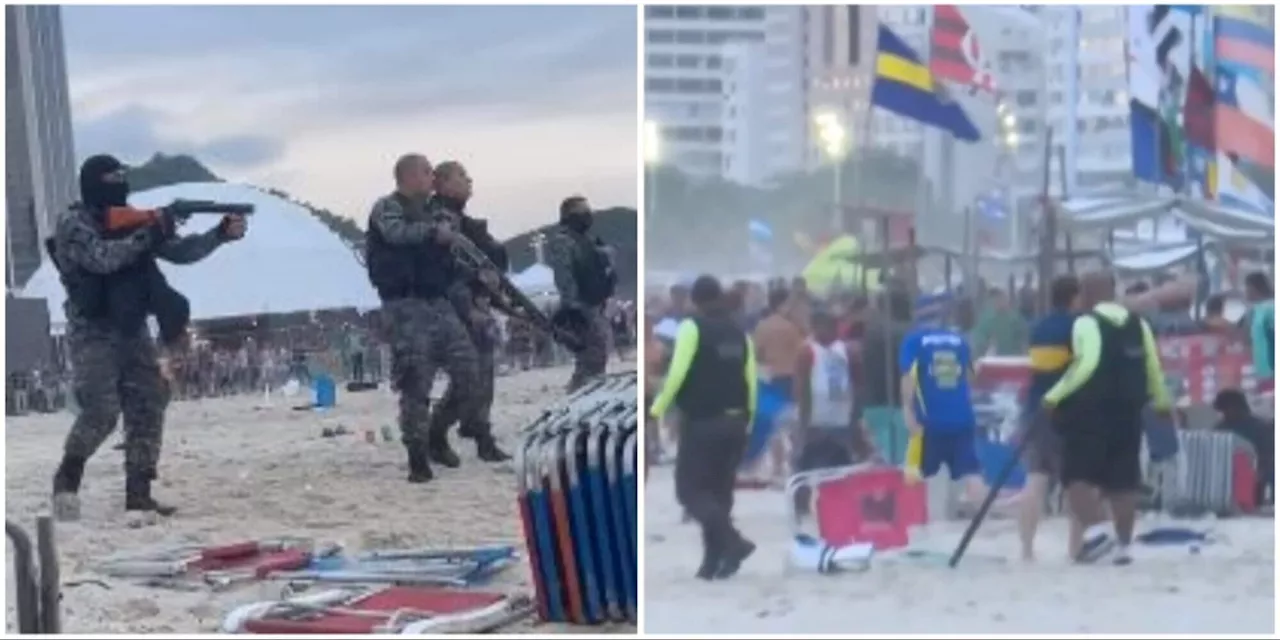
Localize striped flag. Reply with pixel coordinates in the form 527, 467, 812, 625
872, 25, 982, 142
1215, 68, 1274, 168
929, 5, 997, 94
1215, 12, 1275, 76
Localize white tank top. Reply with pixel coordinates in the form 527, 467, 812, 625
807, 339, 853, 429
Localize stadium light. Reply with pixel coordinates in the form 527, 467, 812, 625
815, 112, 848, 161
644, 120, 661, 165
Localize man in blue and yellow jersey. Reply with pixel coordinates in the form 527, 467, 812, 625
1017, 275, 1082, 562
1042, 273, 1172, 566
650, 275, 759, 581
899, 311, 989, 506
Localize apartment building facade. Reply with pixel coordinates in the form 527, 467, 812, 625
644, 4, 807, 186
6, 4, 77, 289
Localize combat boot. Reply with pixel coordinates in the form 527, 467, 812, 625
714, 529, 756, 579
426, 430, 461, 469
695, 526, 724, 580
51, 454, 87, 523
407, 446, 435, 484
473, 426, 511, 463
124, 472, 177, 528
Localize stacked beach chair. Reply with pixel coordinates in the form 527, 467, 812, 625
515, 372, 639, 625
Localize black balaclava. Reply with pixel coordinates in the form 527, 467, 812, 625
560, 206, 593, 234
78, 154, 129, 209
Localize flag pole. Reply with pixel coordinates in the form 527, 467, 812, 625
1064, 6, 1080, 196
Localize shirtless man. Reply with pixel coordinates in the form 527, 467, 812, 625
750, 289, 809, 481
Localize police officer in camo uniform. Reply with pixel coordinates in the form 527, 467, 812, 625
365, 153, 485, 484
423, 161, 511, 466
50, 154, 247, 525
545, 196, 617, 392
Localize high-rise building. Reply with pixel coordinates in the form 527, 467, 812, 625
644, 5, 807, 186
6, 5, 77, 289
804, 5, 881, 170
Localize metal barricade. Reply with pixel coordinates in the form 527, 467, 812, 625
514, 373, 637, 626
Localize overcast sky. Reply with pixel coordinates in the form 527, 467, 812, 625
63, 5, 638, 237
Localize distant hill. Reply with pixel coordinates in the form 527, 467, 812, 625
127, 153, 222, 192
134, 153, 637, 297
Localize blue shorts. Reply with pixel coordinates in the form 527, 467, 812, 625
921, 428, 981, 480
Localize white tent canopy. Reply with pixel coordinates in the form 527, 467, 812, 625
511, 262, 557, 296
1058, 191, 1275, 241
20, 182, 381, 331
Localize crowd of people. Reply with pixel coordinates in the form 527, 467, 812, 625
9, 286, 636, 415
645, 266, 1275, 577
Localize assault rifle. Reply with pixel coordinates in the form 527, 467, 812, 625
449, 232, 586, 353
104, 200, 255, 232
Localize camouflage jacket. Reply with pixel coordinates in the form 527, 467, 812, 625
51, 204, 226, 337
545, 226, 613, 307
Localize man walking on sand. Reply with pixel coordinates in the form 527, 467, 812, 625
649, 276, 758, 580
1041, 272, 1172, 565
1017, 275, 1084, 561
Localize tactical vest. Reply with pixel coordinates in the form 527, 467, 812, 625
49, 211, 189, 342
567, 230, 616, 305
1061, 311, 1149, 420
365, 194, 455, 302
675, 316, 750, 421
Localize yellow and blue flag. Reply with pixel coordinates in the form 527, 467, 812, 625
872, 25, 980, 142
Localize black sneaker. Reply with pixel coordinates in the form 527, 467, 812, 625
407, 447, 435, 484
715, 534, 756, 579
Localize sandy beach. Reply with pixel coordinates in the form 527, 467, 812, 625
6, 363, 634, 634
644, 467, 1275, 634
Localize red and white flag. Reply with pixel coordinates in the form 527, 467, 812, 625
930, 5, 997, 94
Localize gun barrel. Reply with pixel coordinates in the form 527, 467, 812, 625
166, 200, 256, 216
450, 235, 585, 352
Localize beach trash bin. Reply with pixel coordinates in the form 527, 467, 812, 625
314, 375, 336, 408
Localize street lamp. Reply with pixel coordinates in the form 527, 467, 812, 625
815, 111, 849, 233
644, 119, 661, 232
994, 106, 1020, 254
644, 119, 661, 166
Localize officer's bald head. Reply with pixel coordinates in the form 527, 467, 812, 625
393, 153, 433, 198
433, 160, 473, 201
1078, 271, 1116, 308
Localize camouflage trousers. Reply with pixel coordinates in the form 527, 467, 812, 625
568, 305, 611, 393
383, 298, 481, 449
430, 330, 496, 441
64, 326, 170, 477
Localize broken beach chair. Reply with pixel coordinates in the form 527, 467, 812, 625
95, 538, 323, 591
516, 372, 637, 626
786, 464, 926, 553
275, 545, 518, 588
221, 585, 535, 634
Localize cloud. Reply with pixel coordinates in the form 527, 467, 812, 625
75, 105, 287, 170
62, 6, 639, 236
